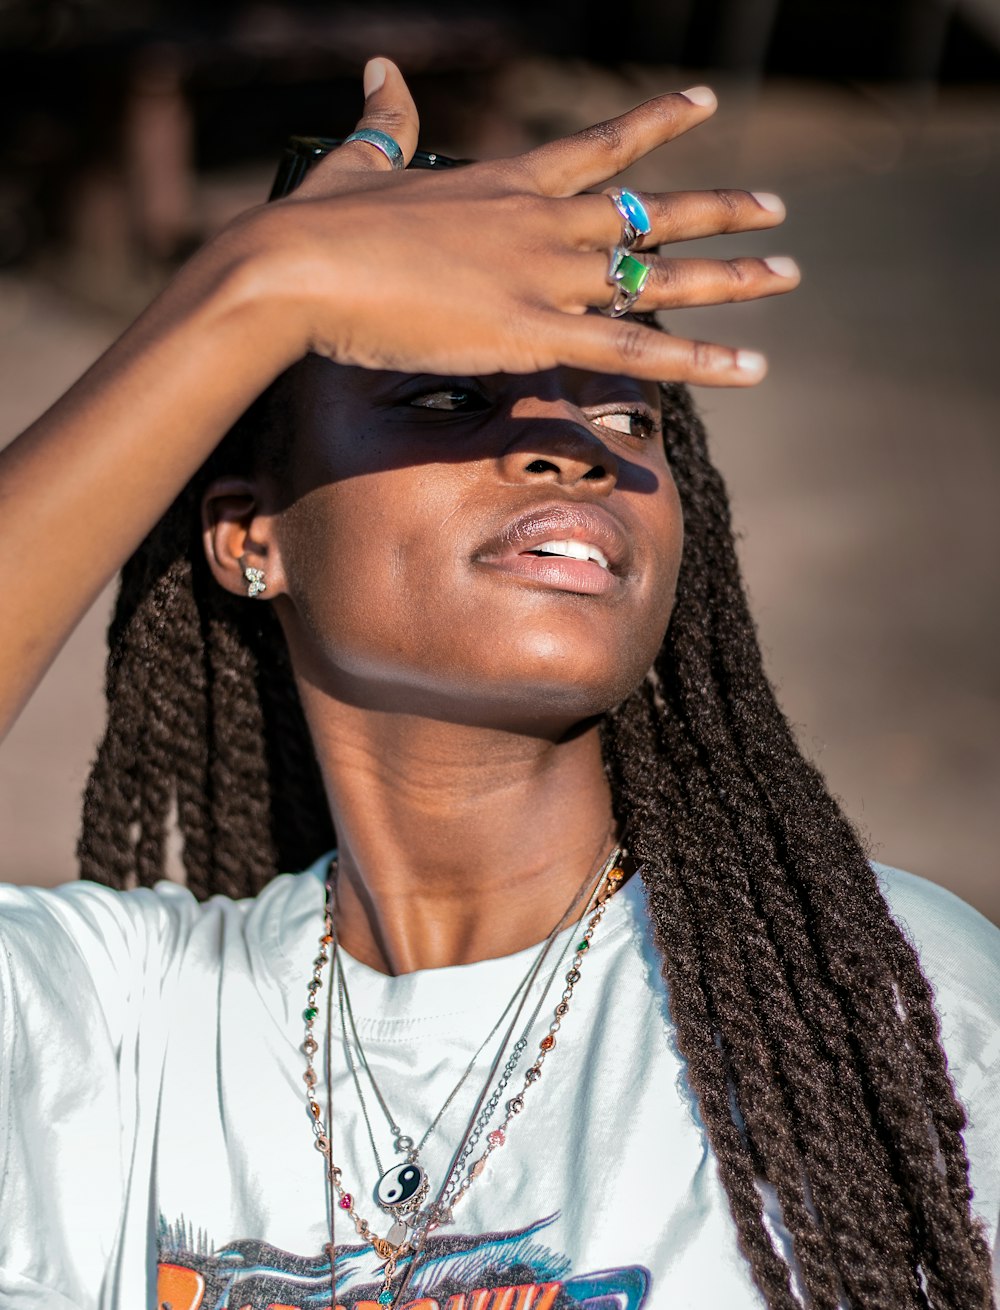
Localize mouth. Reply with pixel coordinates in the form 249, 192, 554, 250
472, 503, 630, 596
522, 539, 611, 570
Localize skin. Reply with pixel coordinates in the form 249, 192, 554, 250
204, 358, 681, 971
0, 58, 800, 973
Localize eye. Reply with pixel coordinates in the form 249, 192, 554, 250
593, 408, 659, 440
408, 388, 485, 412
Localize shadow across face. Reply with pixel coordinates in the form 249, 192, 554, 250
216, 355, 684, 734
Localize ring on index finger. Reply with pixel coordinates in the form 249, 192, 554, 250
341, 128, 406, 170
607, 188, 652, 251
602, 246, 651, 317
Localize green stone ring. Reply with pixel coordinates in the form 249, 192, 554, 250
603, 246, 651, 317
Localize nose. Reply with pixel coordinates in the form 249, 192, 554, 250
497, 398, 619, 492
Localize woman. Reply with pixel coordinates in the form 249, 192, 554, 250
0, 58, 996, 1310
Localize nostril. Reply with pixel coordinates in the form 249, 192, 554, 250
583, 465, 607, 480
525, 459, 559, 474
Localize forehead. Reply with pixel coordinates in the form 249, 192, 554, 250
291, 356, 662, 410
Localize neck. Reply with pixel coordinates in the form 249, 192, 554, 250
300, 693, 617, 975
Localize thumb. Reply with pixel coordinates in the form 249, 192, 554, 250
313, 58, 420, 182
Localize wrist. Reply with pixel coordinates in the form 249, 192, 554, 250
183, 206, 314, 380
212, 196, 380, 367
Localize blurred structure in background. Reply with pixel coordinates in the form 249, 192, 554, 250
1, 0, 998, 289
1, 0, 998, 921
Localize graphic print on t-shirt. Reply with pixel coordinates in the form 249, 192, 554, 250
157, 1213, 651, 1309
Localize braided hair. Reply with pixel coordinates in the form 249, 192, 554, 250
78, 371, 994, 1308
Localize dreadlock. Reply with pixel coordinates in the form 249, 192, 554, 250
77, 374, 334, 900
78, 371, 994, 1308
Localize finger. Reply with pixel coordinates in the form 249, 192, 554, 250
575, 253, 802, 313
567, 188, 787, 251
539, 310, 768, 387
516, 87, 717, 199
302, 58, 419, 187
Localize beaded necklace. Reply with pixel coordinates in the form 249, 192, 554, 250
299, 849, 628, 1307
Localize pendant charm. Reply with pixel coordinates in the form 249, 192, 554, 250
375, 1161, 429, 1215
387, 1219, 408, 1247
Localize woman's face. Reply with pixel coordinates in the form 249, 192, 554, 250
266, 355, 683, 732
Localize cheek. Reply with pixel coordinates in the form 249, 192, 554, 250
617, 478, 685, 688
654, 474, 685, 620
275, 477, 434, 678
274, 467, 508, 703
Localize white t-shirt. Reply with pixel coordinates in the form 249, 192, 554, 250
0, 860, 997, 1310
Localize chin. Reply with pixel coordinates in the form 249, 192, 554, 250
462, 637, 654, 731
286, 594, 667, 732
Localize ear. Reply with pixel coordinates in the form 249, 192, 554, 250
201, 476, 287, 601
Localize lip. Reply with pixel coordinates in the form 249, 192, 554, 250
472, 502, 632, 596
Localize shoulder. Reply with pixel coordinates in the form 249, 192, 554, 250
874, 863, 1000, 1023
0, 860, 327, 1016
0, 877, 202, 968
0, 878, 208, 1046
875, 864, 1000, 1238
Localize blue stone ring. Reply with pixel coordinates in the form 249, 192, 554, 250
607, 188, 652, 251
340, 128, 406, 171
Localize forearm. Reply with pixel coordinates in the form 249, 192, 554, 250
0, 70, 795, 743
0, 220, 299, 738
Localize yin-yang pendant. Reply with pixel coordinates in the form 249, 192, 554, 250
375, 1161, 429, 1216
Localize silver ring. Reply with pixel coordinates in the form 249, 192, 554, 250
607, 188, 652, 252
341, 128, 405, 171
601, 246, 651, 318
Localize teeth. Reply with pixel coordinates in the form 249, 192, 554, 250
533, 540, 610, 570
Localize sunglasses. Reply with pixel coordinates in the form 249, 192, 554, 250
268, 135, 472, 201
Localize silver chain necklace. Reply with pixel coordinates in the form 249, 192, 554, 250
334, 943, 538, 1241
433, 893, 586, 1220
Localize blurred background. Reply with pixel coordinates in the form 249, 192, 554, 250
0, 0, 997, 923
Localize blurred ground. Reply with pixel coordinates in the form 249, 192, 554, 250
1, 65, 998, 923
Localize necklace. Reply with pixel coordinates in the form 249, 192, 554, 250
336, 928, 547, 1246
427, 855, 624, 1225
389, 852, 629, 1309
300, 845, 628, 1307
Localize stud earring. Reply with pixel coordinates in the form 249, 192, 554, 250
244, 566, 266, 598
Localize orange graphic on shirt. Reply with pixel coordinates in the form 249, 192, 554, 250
156, 1269, 560, 1310
157, 1262, 205, 1310
157, 1211, 651, 1308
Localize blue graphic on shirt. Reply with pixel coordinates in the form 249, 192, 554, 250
157, 1212, 651, 1308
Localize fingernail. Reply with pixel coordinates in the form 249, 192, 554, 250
752, 191, 785, 216
680, 86, 716, 108
764, 256, 800, 279
736, 350, 767, 375
364, 58, 387, 98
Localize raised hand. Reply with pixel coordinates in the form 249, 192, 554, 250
0, 57, 799, 738
230, 58, 798, 385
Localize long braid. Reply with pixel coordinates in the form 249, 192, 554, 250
651, 395, 919, 1303
78, 388, 333, 896
629, 682, 852, 1305
655, 703, 846, 1304
613, 381, 991, 1306
692, 458, 987, 1307
606, 690, 803, 1310
78, 374, 994, 1308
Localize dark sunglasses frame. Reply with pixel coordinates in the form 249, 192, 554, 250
268, 136, 472, 202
